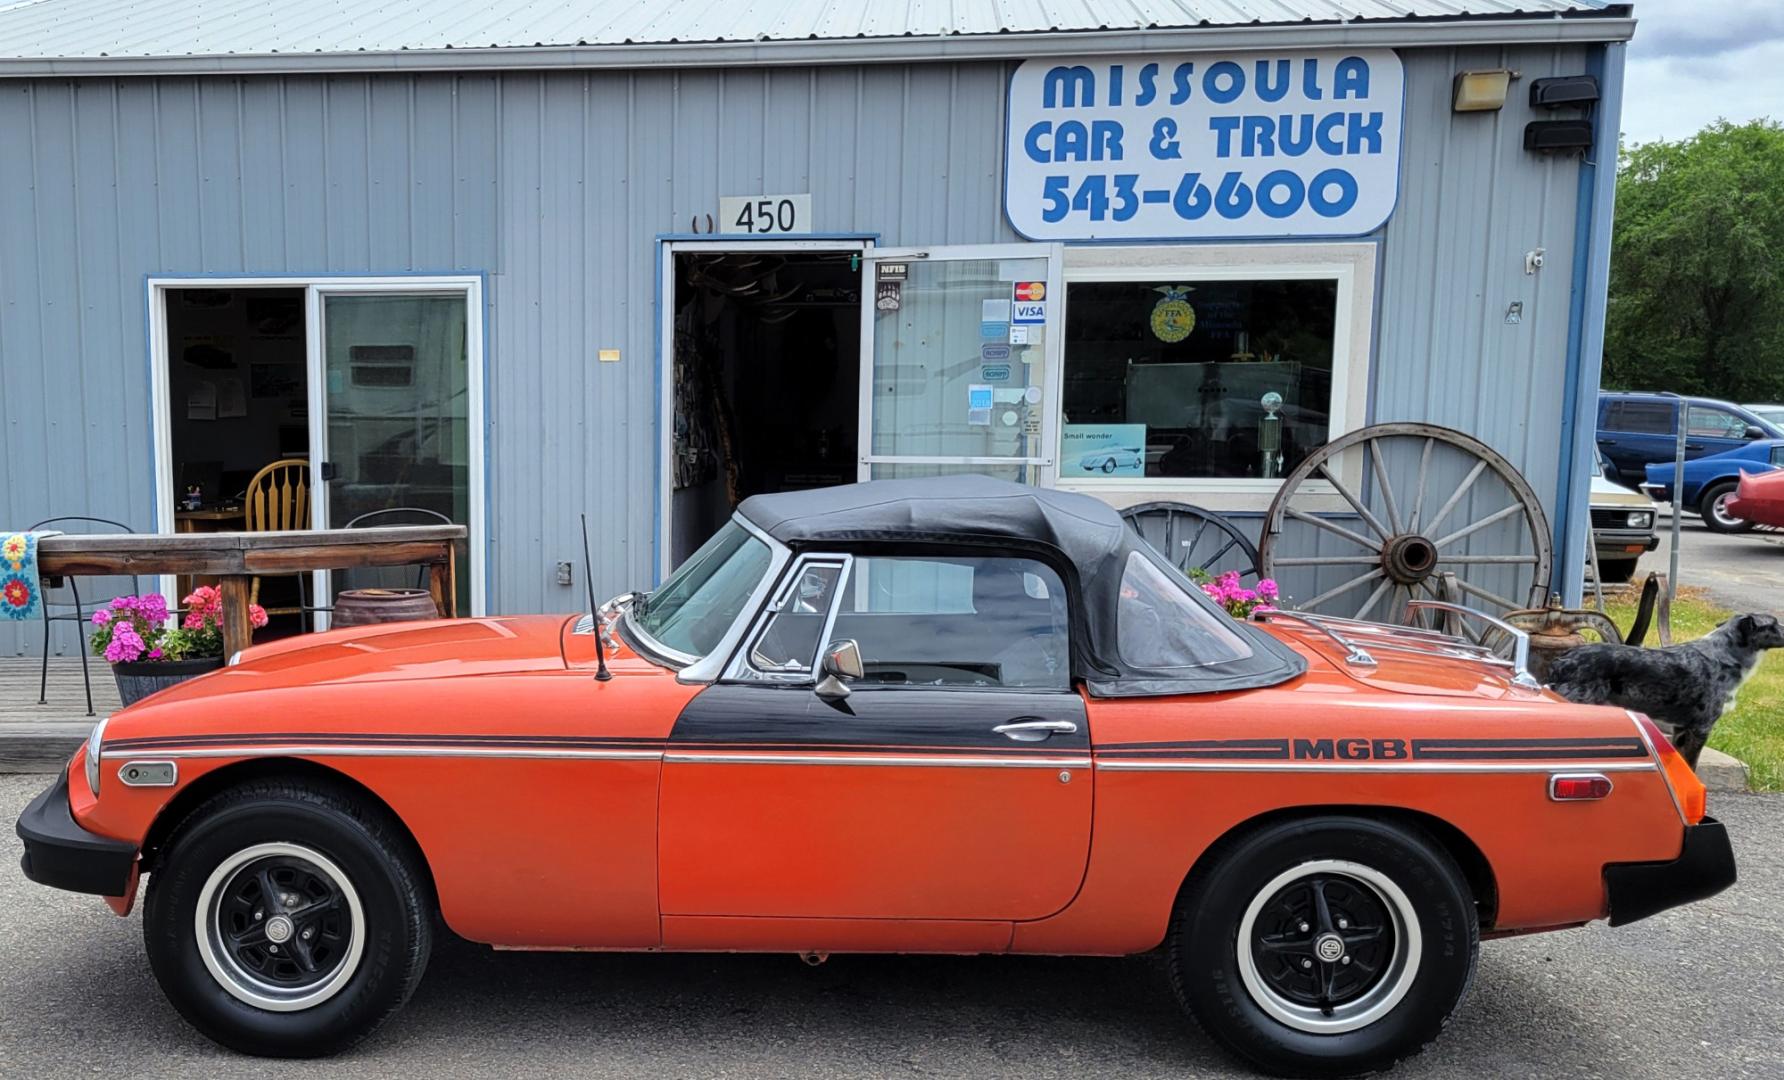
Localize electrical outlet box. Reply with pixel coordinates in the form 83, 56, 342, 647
555, 561, 574, 586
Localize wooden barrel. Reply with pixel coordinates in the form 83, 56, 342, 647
331, 588, 441, 628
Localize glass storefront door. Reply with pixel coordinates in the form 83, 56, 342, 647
858, 245, 1064, 483
310, 285, 481, 617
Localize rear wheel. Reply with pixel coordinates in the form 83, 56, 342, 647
1167, 816, 1478, 1077
144, 779, 433, 1057
1700, 481, 1753, 533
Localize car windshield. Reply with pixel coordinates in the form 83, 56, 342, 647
629, 522, 772, 659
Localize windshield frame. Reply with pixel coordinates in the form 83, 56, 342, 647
622, 514, 790, 678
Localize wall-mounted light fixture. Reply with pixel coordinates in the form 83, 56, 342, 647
1524, 74, 1600, 154
1453, 69, 1514, 112
1530, 75, 1600, 110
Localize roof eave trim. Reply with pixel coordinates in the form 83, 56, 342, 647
0, 16, 1638, 79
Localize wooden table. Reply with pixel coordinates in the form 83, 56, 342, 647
37, 525, 467, 658
174, 508, 247, 532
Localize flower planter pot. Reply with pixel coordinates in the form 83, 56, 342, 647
110, 655, 225, 708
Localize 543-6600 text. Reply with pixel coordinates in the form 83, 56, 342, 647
1041, 168, 1360, 223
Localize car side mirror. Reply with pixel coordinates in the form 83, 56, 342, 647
1746, 425, 1767, 440
815, 638, 863, 701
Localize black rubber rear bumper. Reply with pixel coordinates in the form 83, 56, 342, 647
1604, 816, 1737, 927
15, 772, 138, 897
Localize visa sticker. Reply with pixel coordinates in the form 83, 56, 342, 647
1012, 301, 1046, 324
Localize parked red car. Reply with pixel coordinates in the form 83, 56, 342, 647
1725, 469, 1784, 529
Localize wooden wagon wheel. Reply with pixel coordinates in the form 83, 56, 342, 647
1120, 501, 1263, 583
1259, 422, 1553, 624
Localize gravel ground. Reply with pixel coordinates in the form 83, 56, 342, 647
2, 773, 1780, 1079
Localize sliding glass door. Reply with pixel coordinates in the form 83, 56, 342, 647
308, 281, 483, 620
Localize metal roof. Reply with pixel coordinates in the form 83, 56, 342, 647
0, 0, 1632, 74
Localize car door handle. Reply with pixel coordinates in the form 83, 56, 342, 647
1685, 443, 1704, 451
992, 718, 1078, 742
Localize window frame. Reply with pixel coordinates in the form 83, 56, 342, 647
725, 553, 854, 684
723, 549, 1077, 694
1053, 243, 1375, 512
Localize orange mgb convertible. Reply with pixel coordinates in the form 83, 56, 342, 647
18, 477, 1734, 1076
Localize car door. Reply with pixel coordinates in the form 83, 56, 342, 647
1684, 404, 1754, 460
1598, 397, 1677, 484
656, 551, 1092, 924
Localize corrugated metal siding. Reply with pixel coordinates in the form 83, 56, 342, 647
1376, 43, 1587, 541
0, 45, 1591, 655
0, 0, 1613, 58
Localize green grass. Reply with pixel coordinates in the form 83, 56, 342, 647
1598, 590, 1784, 791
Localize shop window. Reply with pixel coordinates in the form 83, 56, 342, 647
1061, 278, 1337, 482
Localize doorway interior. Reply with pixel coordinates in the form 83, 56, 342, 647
668, 247, 863, 566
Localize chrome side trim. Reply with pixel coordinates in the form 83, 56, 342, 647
101, 746, 666, 762
664, 752, 1091, 769
1096, 759, 1659, 774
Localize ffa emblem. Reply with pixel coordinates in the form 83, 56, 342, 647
1150, 286, 1196, 343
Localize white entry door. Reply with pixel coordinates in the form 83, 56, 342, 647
858, 244, 1065, 484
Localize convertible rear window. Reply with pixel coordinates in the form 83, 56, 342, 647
1116, 551, 1253, 670
630, 522, 771, 659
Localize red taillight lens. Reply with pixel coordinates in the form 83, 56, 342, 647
1634, 713, 1707, 824
1550, 774, 1614, 800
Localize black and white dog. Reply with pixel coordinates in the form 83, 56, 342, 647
1546, 613, 1784, 767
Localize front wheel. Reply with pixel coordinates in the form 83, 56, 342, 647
1167, 816, 1478, 1077
144, 779, 434, 1057
1699, 481, 1753, 533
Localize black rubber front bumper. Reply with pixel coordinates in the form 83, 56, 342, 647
15, 772, 138, 896
1604, 816, 1737, 927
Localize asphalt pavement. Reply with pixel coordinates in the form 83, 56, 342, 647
3, 774, 1781, 1079
1631, 510, 1784, 614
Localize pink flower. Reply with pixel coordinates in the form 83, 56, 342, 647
249, 604, 269, 629
147, 647, 163, 660
1257, 579, 1280, 600
104, 621, 145, 663
90, 609, 112, 626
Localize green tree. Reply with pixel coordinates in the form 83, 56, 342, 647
1605, 119, 1784, 403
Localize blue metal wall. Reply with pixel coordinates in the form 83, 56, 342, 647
0, 45, 1601, 654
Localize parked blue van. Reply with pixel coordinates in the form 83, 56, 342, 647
1595, 392, 1784, 490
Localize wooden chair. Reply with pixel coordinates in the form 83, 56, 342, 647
243, 458, 312, 622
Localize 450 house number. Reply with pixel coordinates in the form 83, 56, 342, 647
719, 193, 813, 235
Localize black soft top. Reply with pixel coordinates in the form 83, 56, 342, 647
738, 475, 1304, 697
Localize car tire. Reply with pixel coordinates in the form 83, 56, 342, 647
1698, 481, 1753, 533
143, 778, 433, 1057
1166, 815, 1478, 1078
1101, 457, 1117, 473
1596, 558, 1637, 584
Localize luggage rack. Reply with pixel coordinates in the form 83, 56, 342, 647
1253, 600, 1541, 690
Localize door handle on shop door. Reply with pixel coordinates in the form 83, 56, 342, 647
992, 718, 1078, 742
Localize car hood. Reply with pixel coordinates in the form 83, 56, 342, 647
143, 615, 578, 704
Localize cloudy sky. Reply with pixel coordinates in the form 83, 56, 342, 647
1621, 0, 1784, 144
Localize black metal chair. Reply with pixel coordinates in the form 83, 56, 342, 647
29, 516, 141, 717
342, 507, 455, 591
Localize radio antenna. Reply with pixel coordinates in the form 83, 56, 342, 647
580, 513, 611, 682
